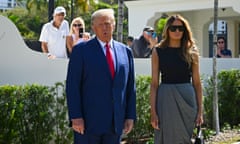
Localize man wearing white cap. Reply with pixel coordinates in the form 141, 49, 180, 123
39, 6, 69, 59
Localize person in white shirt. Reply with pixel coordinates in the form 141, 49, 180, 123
39, 6, 69, 59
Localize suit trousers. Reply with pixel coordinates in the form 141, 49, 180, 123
73, 131, 121, 144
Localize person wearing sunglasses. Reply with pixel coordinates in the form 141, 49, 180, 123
130, 26, 158, 58
39, 6, 69, 59
66, 17, 91, 55
150, 14, 203, 144
216, 36, 232, 58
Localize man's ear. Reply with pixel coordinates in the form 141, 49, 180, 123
91, 25, 95, 33
112, 24, 116, 32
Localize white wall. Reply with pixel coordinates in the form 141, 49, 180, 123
0, 15, 240, 86
134, 58, 240, 77
125, 0, 240, 57
0, 15, 68, 86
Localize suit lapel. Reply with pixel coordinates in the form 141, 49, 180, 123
93, 38, 115, 79
112, 41, 121, 81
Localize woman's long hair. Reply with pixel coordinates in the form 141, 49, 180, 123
157, 14, 198, 65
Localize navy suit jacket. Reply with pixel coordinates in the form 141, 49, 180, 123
66, 37, 136, 135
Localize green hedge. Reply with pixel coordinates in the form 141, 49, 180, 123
125, 75, 153, 143
1, 71, 239, 143
0, 82, 72, 144
0, 76, 153, 143
204, 69, 240, 128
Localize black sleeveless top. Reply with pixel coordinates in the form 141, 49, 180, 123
156, 47, 192, 84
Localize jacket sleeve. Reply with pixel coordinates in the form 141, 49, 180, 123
66, 45, 84, 119
125, 47, 137, 120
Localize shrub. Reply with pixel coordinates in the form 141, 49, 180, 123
0, 75, 170, 143
204, 69, 240, 128
126, 75, 153, 143
0, 83, 72, 143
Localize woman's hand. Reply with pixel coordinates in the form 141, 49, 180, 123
195, 112, 204, 126
151, 112, 160, 130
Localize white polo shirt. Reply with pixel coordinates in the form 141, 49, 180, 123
39, 20, 69, 58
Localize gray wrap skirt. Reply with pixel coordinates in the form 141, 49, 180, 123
154, 83, 197, 144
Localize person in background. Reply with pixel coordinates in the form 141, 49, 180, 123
126, 36, 134, 47
130, 26, 158, 58
150, 14, 203, 144
66, 17, 91, 54
39, 6, 69, 59
66, 8, 136, 144
216, 36, 232, 58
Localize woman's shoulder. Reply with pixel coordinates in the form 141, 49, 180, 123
190, 47, 200, 63
152, 46, 168, 58
191, 47, 199, 56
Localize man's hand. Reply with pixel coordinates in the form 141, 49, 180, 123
72, 118, 85, 134
123, 119, 134, 134
149, 36, 158, 49
47, 53, 56, 59
216, 47, 223, 57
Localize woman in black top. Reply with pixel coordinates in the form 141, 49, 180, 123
150, 14, 203, 144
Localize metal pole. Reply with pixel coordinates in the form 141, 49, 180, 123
213, 0, 220, 135
48, 0, 55, 22
71, 0, 74, 22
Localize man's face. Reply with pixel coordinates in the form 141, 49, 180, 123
92, 15, 115, 43
127, 40, 133, 47
53, 13, 65, 24
143, 30, 154, 42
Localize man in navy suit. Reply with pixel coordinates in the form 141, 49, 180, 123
66, 8, 136, 144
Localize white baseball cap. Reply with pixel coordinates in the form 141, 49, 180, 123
53, 6, 66, 17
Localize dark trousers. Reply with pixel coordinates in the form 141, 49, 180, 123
73, 131, 121, 144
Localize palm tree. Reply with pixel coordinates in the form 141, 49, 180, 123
26, 0, 47, 11
75, 0, 94, 12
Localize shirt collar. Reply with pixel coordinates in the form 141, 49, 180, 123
97, 38, 113, 49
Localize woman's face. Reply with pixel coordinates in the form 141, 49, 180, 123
72, 20, 84, 34
168, 19, 184, 41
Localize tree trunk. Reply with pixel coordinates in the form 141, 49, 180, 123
213, 0, 220, 135
116, 0, 124, 42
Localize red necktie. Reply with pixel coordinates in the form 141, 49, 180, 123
105, 43, 115, 78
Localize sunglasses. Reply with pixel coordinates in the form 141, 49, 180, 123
146, 31, 157, 38
73, 24, 82, 27
169, 25, 185, 32
217, 41, 224, 44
